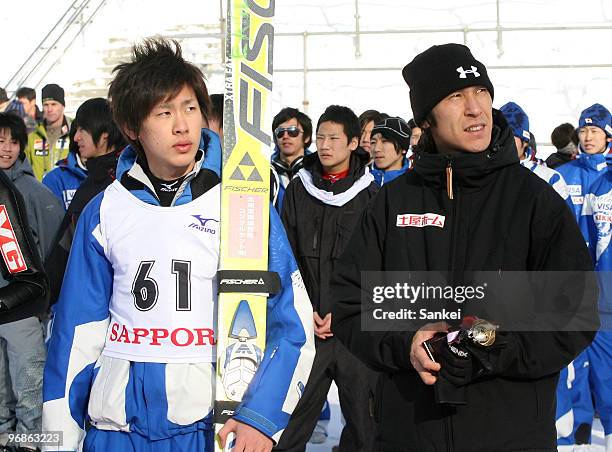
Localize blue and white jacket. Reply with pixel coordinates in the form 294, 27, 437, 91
371, 159, 410, 187
519, 159, 571, 204
556, 152, 611, 221
581, 170, 612, 330
42, 151, 87, 210
42, 129, 315, 450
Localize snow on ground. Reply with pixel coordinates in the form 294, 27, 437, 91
306, 383, 608, 452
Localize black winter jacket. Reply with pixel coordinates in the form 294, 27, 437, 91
282, 149, 378, 315
331, 112, 599, 452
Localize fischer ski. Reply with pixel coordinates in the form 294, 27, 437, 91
214, 0, 275, 450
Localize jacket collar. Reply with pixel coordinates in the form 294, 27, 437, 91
297, 165, 374, 207
116, 128, 221, 205
302, 147, 371, 195
56, 151, 87, 178
412, 109, 519, 192
4, 156, 35, 182
574, 151, 612, 172
271, 147, 312, 172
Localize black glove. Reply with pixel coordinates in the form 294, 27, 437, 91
438, 341, 473, 387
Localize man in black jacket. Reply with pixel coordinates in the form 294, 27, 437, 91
331, 44, 599, 452
276, 105, 378, 451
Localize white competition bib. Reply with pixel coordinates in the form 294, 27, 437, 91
99, 181, 220, 363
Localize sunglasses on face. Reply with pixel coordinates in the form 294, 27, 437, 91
274, 126, 302, 139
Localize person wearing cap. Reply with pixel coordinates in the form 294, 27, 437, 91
331, 43, 598, 451
499, 101, 570, 202
563, 106, 612, 449
580, 163, 612, 451
277, 105, 378, 452
498, 101, 586, 445
556, 103, 612, 221
24, 84, 72, 181
370, 116, 411, 186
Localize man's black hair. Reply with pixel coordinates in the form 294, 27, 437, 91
414, 112, 438, 154
551, 123, 576, 150
358, 109, 386, 132
108, 37, 210, 153
75, 98, 126, 152
68, 119, 79, 154
0, 112, 28, 155
317, 105, 360, 144
272, 107, 312, 148
209, 93, 223, 123
376, 134, 403, 154
15, 87, 36, 101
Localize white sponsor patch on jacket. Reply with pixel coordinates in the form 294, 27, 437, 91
396, 213, 445, 228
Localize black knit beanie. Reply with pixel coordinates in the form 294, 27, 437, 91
42, 83, 65, 106
371, 117, 411, 151
402, 43, 494, 125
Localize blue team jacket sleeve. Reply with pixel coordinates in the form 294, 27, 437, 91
42, 170, 65, 210
42, 193, 113, 451
232, 207, 315, 443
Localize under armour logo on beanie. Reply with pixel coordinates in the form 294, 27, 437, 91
456, 66, 480, 79
402, 43, 494, 125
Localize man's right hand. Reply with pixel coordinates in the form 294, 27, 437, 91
409, 322, 449, 385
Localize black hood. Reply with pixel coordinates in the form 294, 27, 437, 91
413, 109, 519, 192
302, 147, 371, 194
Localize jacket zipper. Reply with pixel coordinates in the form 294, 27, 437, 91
312, 216, 319, 251
444, 406, 454, 452
446, 157, 454, 200
445, 155, 458, 452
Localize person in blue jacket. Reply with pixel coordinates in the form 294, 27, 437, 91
369, 116, 411, 186
557, 103, 612, 221
43, 98, 124, 210
40, 120, 84, 209
555, 103, 612, 447
42, 38, 315, 452
580, 170, 612, 450
499, 101, 570, 201
498, 101, 581, 443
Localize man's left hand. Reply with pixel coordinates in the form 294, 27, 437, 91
218, 418, 273, 452
314, 311, 333, 339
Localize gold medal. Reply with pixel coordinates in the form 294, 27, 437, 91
468, 319, 497, 347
